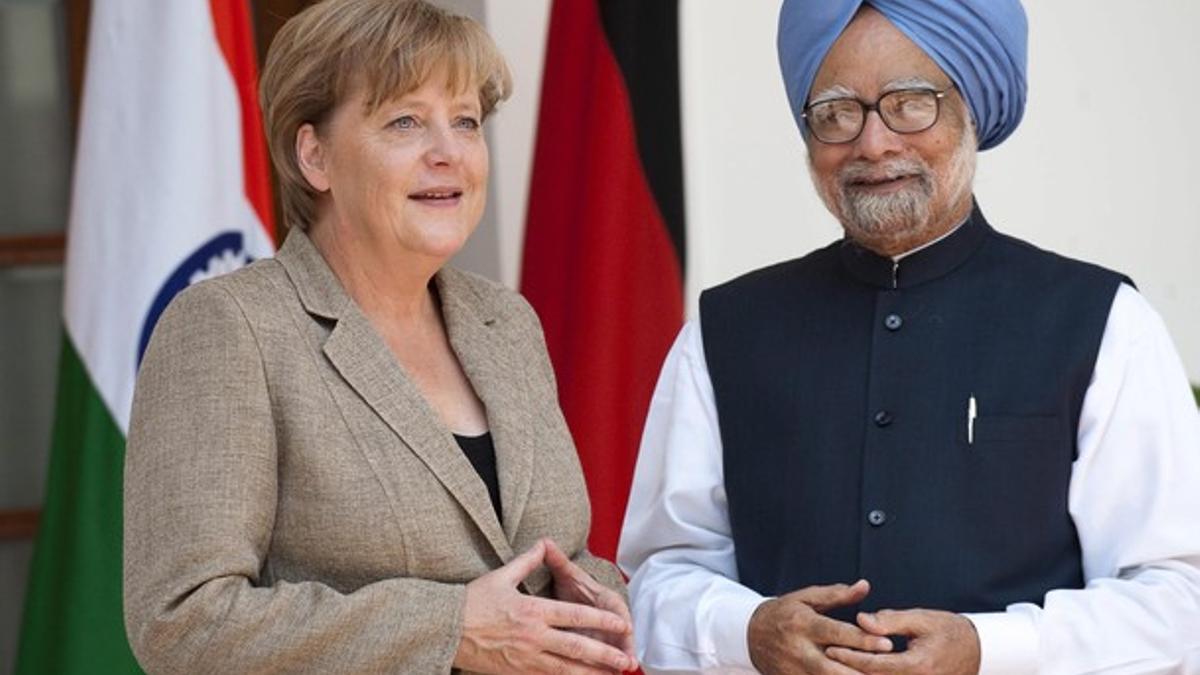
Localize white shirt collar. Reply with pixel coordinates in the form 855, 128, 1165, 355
891, 217, 969, 262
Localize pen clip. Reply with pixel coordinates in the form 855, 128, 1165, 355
967, 394, 977, 445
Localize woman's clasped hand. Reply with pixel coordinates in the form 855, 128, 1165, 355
455, 539, 638, 674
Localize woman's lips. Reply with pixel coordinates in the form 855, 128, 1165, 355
408, 188, 464, 206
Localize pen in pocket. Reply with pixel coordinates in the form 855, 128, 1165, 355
967, 394, 977, 445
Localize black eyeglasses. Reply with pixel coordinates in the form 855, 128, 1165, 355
802, 87, 953, 144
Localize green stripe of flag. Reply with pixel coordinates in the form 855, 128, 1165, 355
16, 335, 142, 674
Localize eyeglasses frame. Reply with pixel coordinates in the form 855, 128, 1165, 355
801, 86, 955, 144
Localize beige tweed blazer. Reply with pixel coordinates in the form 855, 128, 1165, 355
124, 228, 624, 674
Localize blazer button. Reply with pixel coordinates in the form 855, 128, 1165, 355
868, 509, 887, 526
884, 313, 903, 331
873, 410, 893, 427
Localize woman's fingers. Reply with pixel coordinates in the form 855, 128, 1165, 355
589, 586, 637, 657
543, 537, 572, 569
540, 538, 637, 662
532, 595, 631, 635
543, 539, 594, 592
458, 541, 637, 673
541, 627, 637, 672
617, 621, 637, 660
518, 595, 636, 673
593, 585, 631, 620
543, 539, 624, 619
532, 652, 626, 675
492, 539, 547, 586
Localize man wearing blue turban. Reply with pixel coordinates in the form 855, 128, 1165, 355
619, 1, 1200, 673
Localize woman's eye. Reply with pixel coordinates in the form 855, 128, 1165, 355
454, 116, 481, 131
390, 115, 417, 130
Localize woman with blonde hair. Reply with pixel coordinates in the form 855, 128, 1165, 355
123, 1, 635, 672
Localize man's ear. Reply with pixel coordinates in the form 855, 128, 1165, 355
296, 122, 330, 192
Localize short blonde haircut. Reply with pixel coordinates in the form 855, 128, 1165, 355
260, 0, 513, 230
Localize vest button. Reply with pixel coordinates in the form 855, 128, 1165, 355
884, 313, 903, 331
867, 509, 887, 526
873, 410, 893, 427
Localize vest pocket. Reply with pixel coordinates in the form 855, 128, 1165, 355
960, 414, 1065, 445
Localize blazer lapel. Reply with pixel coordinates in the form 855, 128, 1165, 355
276, 230, 514, 563
435, 270, 535, 541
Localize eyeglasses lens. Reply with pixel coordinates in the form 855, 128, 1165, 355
807, 89, 940, 144
880, 90, 938, 133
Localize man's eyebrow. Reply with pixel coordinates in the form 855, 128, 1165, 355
881, 76, 940, 93
809, 84, 856, 105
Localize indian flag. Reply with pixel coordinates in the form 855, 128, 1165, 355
16, 1, 275, 671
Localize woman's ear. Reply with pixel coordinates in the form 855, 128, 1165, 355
295, 122, 331, 192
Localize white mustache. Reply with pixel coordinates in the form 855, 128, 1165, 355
839, 159, 931, 187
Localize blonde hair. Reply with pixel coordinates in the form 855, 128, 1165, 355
259, 0, 513, 230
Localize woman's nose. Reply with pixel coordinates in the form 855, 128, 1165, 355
425, 125, 462, 166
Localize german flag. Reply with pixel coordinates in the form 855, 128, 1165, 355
521, 0, 685, 561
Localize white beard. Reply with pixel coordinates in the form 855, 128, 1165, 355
812, 124, 978, 247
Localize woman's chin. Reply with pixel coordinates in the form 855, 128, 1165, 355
400, 229, 477, 263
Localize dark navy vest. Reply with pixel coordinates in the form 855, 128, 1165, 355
700, 204, 1127, 618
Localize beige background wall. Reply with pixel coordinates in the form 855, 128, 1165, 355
478, 0, 1200, 382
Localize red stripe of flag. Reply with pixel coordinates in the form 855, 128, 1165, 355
209, 0, 275, 240
521, 0, 684, 560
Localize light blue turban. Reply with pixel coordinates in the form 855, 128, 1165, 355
778, 0, 1028, 151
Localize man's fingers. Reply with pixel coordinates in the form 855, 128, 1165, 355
857, 609, 930, 637
494, 539, 548, 585
795, 579, 871, 613
535, 596, 631, 635
542, 628, 636, 672
809, 615, 893, 652
826, 645, 916, 673
795, 642, 869, 675
809, 652, 871, 675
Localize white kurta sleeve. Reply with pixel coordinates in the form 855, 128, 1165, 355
617, 320, 766, 674
967, 284, 1200, 674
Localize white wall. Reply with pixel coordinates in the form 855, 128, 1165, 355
483, 1, 1200, 383
478, 0, 552, 287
